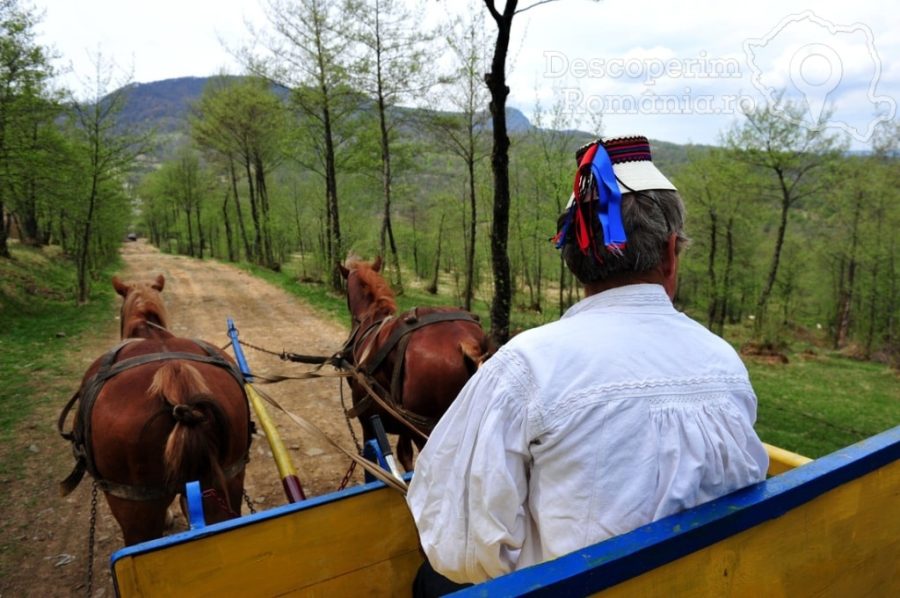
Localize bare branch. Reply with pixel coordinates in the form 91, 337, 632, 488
514, 0, 558, 16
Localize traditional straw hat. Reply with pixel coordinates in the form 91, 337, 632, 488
557, 135, 677, 253
574, 135, 676, 196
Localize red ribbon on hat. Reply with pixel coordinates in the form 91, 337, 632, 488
572, 143, 599, 255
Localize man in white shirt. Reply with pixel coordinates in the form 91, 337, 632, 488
407, 135, 769, 595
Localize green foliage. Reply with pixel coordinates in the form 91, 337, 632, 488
724, 98, 846, 334
0, 0, 60, 255
188, 75, 286, 268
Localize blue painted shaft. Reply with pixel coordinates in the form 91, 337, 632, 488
227, 317, 252, 380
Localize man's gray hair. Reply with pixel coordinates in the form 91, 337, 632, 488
560, 189, 689, 284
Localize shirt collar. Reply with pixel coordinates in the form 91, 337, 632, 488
562, 283, 674, 319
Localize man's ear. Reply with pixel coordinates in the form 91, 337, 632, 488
661, 233, 679, 300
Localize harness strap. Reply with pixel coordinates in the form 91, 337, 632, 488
347, 309, 482, 434
59, 339, 144, 496
361, 309, 480, 377
97, 454, 250, 501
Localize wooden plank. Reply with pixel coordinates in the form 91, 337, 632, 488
113, 482, 422, 597
764, 442, 812, 476
589, 460, 899, 597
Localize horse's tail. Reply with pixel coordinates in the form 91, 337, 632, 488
148, 362, 231, 503
459, 334, 495, 376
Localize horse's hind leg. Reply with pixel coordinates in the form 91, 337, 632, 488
396, 433, 414, 472
105, 494, 173, 546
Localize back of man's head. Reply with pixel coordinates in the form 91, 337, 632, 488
554, 136, 689, 286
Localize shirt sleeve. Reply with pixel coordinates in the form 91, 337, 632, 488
406, 351, 532, 584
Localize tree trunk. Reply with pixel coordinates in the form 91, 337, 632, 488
229, 159, 252, 262
195, 202, 205, 259
76, 174, 99, 303
755, 171, 791, 332
716, 216, 735, 335
864, 260, 879, 358
484, 0, 517, 345
18, 121, 45, 246
427, 212, 445, 295
706, 207, 719, 329
0, 202, 11, 258
323, 100, 342, 290
887, 233, 897, 348
834, 191, 862, 349
254, 153, 275, 268
464, 154, 477, 311
411, 207, 420, 278
244, 158, 263, 264
376, 88, 402, 291
222, 189, 236, 262
185, 208, 195, 257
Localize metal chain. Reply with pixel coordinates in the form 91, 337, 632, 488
201, 488, 239, 518
86, 482, 98, 598
338, 461, 357, 491
243, 488, 257, 515
233, 337, 289, 359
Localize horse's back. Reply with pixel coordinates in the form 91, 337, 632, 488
401, 309, 490, 418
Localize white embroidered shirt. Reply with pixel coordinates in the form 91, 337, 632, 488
407, 284, 768, 583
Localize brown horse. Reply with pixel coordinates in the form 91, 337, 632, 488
61, 274, 251, 546
339, 256, 492, 471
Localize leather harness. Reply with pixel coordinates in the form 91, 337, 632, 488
344, 308, 482, 432
58, 338, 252, 501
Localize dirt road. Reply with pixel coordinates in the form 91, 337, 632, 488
2, 241, 360, 597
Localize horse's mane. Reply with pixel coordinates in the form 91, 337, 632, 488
347, 257, 397, 317
122, 285, 170, 334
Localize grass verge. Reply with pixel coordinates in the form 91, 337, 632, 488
748, 352, 899, 458
0, 245, 119, 445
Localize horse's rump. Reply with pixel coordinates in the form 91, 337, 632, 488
362, 307, 492, 430
149, 361, 231, 492
88, 339, 250, 497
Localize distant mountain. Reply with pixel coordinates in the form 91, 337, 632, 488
505, 107, 532, 132
118, 77, 221, 134
114, 77, 704, 171
116, 76, 533, 141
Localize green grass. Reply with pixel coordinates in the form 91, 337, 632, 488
0, 245, 119, 440
748, 352, 899, 458
237, 262, 349, 325
238, 260, 502, 329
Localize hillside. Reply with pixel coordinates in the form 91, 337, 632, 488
115, 76, 710, 168
118, 76, 533, 156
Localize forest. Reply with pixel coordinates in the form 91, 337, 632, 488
2, 0, 898, 363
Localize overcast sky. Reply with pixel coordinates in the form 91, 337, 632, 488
36, 0, 897, 149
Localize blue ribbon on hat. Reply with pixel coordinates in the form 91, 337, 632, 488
591, 144, 627, 250
552, 141, 627, 254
